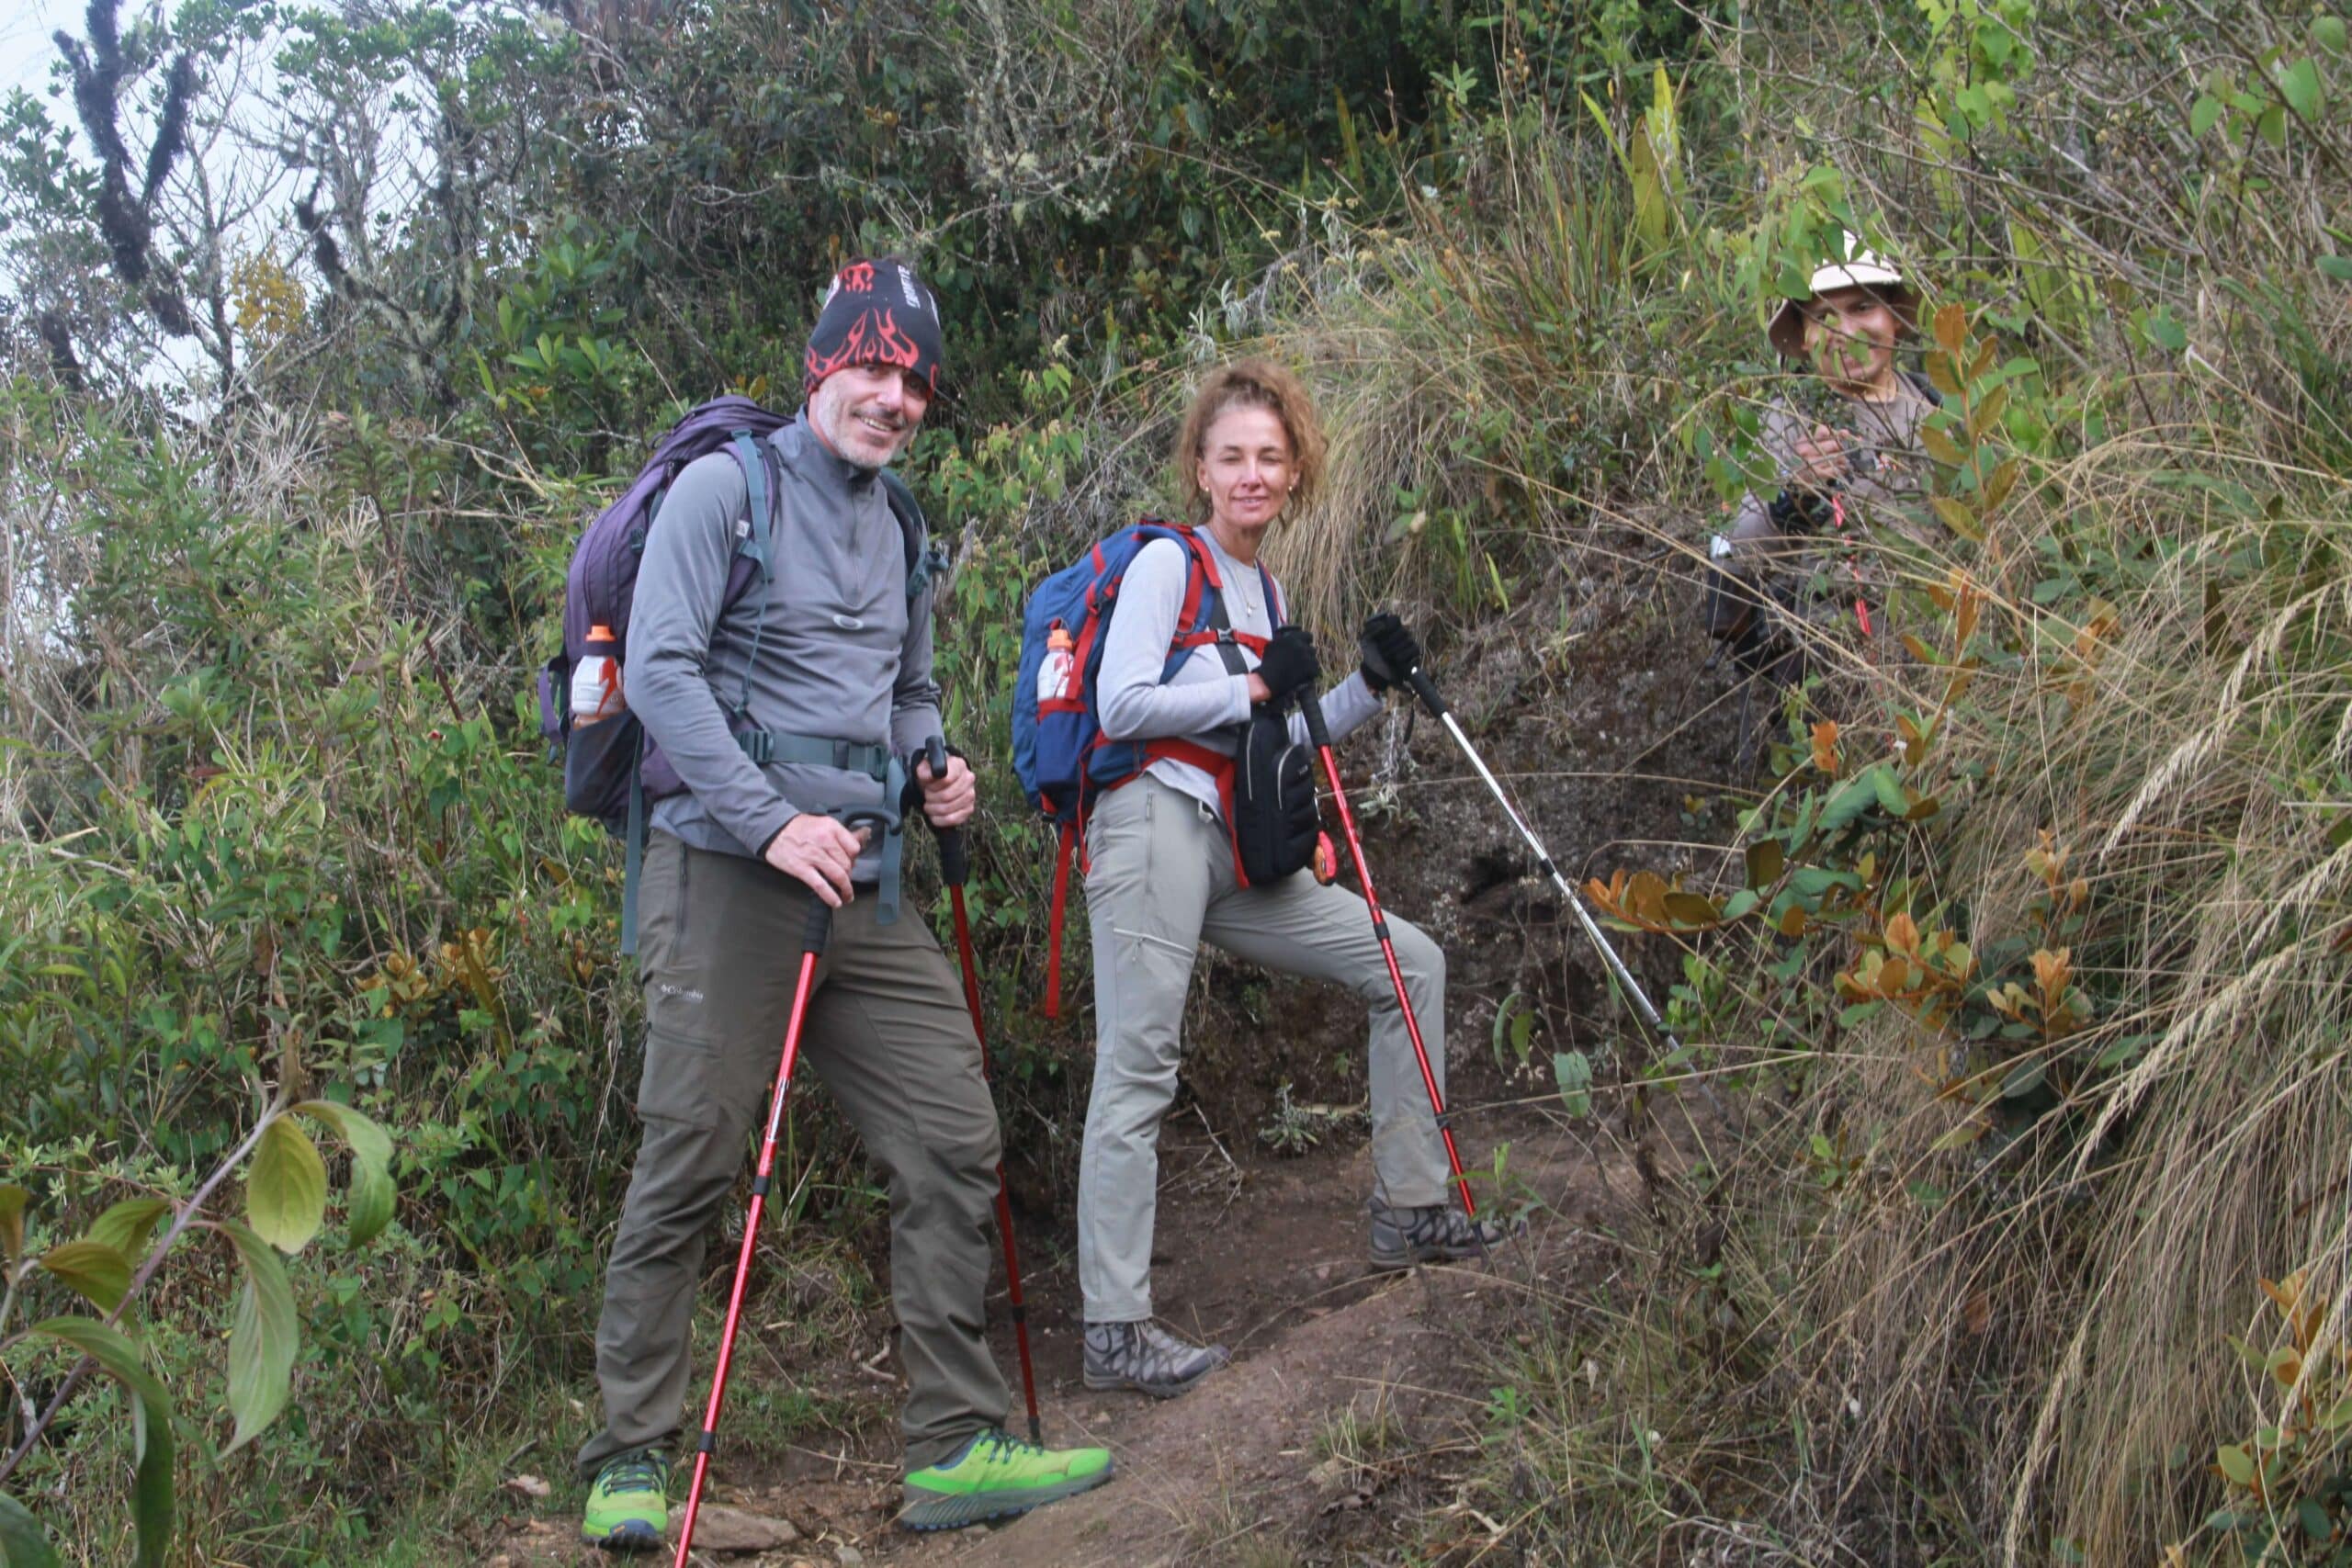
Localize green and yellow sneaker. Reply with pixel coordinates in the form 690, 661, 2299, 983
899, 1428, 1114, 1531
581, 1450, 669, 1551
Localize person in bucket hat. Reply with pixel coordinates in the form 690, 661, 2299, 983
575, 256, 1112, 1550
1700, 230, 1946, 680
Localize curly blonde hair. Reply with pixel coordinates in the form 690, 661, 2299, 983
1172, 358, 1328, 526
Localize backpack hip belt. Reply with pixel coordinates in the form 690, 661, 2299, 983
735, 731, 893, 781
731, 732, 909, 924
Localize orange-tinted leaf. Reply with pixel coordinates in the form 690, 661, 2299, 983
1778, 903, 1808, 938
2033, 948, 2073, 1006
1935, 301, 1967, 356
1811, 720, 1841, 776
1984, 456, 2020, 513
1922, 424, 1965, 468
1967, 383, 2010, 440
1927, 351, 1962, 399
1932, 496, 1984, 541
1627, 871, 1670, 927
1745, 839, 1784, 889
1885, 911, 1920, 954
1664, 892, 1723, 928
1962, 1290, 1992, 1336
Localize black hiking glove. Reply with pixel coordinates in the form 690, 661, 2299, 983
1253, 626, 1320, 703
1357, 613, 1420, 694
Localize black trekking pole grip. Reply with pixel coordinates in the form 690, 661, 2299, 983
925, 736, 969, 888
1405, 665, 1448, 718
1299, 689, 1333, 750
800, 897, 831, 954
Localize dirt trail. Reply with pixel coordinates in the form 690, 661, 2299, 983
476, 1102, 1636, 1568
898, 1111, 1627, 1568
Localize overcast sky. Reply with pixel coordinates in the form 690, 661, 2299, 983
1, 0, 74, 100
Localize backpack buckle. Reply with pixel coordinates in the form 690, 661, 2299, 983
738, 728, 775, 766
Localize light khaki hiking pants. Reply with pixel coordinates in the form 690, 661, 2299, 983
577, 833, 1011, 1479
1076, 775, 1452, 1324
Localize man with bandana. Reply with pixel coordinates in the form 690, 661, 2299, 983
576, 258, 1114, 1549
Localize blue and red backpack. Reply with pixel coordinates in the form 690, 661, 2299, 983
538, 394, 932, 950
1011, 521, 1280, 1015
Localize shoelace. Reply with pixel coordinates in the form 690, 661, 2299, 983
602, 1455, 666, 1495
1133, 1325, 1209, 1372
972, 1428, 1042, 1465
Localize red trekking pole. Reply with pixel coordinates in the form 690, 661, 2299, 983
673, 890, 832, 1565
925, 738, 1044, 1442
1295, 694, 1477, 1218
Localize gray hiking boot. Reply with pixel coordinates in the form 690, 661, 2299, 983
1368, 1195, 1516, 1270
1082, 1319, 1229, 1399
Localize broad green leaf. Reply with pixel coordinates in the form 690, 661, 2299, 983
2277, 56, 2323, 119
293, 1100, 396, 1246
215, 1220, 299, 1452
2320, 254, 2352, 283
2142, 309, 2188, 353
36, 1240, 131, 1314
1722, 888, 1760, 921
2215, 1442, 2256, 1487
1870, 765, 1911, 817
1552, 1052, 1593, 1117
0, 1185, 25, 1265
246, 1119, 328, 1253
0, 1492, 62, 1568
87, 1198, 172, 1265
1928, 1119, 1984, 1152
2189, 93, 2224, 137
1818, 774, 1880, 837
27, 1317, 173, 1568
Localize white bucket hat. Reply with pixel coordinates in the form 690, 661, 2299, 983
1769, 231, 1917, 360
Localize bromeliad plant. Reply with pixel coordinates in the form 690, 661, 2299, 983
0, 1056, 395, 1565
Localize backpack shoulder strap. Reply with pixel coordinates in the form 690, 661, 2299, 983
729, 431, 778, 587
881, 468, 944, 603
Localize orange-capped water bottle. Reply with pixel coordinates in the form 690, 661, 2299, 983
1037, 621, 1075, 705
571, 624, 624, 725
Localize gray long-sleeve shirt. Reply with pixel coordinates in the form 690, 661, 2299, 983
1096, 530, 1381, 821
625, 412, 940, 878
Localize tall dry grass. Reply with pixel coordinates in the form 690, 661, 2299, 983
1227, 5, 2352, 1555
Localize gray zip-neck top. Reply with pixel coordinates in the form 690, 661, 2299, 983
625, 412, 940, 876
1095, 527, 1382, 822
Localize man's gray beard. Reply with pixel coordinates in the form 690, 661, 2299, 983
820, 404, 907, 472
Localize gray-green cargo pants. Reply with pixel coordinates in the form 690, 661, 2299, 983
1076, 775, 1453, 1324
576, 832, 1010, 1478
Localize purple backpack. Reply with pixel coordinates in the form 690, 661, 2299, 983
537, 396, 933, 945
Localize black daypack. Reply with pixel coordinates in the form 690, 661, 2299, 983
1232, 705, 1321, 885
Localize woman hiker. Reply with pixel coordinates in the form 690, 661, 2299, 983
1701, 231, 1943, 678
1072, 359, 1509, 1401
